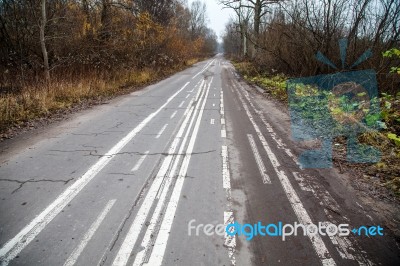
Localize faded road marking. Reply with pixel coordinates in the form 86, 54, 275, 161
170, 110, 177, 119
221, 129, 226, 138
224, 211, 236, 266
155, 124, 168, 139
131, 151, 149, 172
64, 199, 116, 266
235, 82, 336, 266
112, 80, 207, 266
144, 78, 213, 265
247, 134, 271, 184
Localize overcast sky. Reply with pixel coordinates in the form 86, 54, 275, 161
187, 0, 235, 42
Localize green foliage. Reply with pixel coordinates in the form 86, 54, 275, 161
235, 64, 288, 101
388, 133, 400, 146
382, 48, 400, 74
365, 112, 381, 127
382, 48, 400, 58
379, 93, 400, 133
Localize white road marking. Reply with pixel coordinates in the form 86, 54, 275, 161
191, 59, 215, 79
144, 78, 212, 266
241, 89, 297, 163
112, 80, 205, 266
221, 129, 226, 138
133, 116, 192, 265
185, 94, 190, 99
236, 78, 370, 264
321, 221, 372, 265
170, 110, 177, 119
133, 80, 211, 266
131, 151, 149, 172
220, 85, 236, 265
293, 173, 371, 264
224, 211, 236, 266
0, 82, 190, 265
221, 146, 231, 190
247, 134, 271, 184
155, 124, 168, 139
211, 118, 215, 125
178, 101, 185, 108
235, 84, 336, 266
213, 103, 215, 107
64, 199, 116, 266
323, 221, 356, 261
292, 172, 313, 192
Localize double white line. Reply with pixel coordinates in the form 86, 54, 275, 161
233, 81, 336, 266
113, 78, 212, 266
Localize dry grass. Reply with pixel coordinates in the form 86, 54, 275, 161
1, 78, 108, 130
0, 61, 198, 133
185, 58, 200, 66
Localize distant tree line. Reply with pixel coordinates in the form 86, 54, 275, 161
221, 0, 400, 94
0, 0, 218, 87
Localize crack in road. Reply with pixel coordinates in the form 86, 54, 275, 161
70, 130, 123, 137
110, 122, 124, 129
45, 149, 216, 158
46, 149, 99, 156
108, 173, 136, 176
0, 177, 75, 194
81, 149, 217, 158
82, 144, 104, 149
49, 149, 98, 153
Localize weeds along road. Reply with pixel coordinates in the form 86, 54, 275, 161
0, 55, 399, 265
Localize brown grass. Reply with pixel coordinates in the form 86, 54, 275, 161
0, 61, 199, 133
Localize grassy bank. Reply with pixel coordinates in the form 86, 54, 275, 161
0, 60, 200, 137
234, 61, 400, 197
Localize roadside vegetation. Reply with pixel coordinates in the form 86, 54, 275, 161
0, 0, 218, 136
221, 0, 400, 197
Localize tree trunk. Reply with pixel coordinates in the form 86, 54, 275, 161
40, 0, 50, 82
100, 0, 112, 39
254, 0, 261, 40
253, 0, 262, 57
244, 30, 247, 57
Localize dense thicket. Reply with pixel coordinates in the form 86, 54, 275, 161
221, 0, 400, 94
0, 0, 218, 88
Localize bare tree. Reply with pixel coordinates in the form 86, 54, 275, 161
220, 0, 281, 56
189, 0, 207, 39
40, 0, 50, 81
135, 0, 176, 23
219, 0, 253, 57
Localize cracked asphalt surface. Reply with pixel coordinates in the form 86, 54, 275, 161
0, 55, 399, 265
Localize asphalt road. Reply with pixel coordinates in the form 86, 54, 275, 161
0, 55, 399, 266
